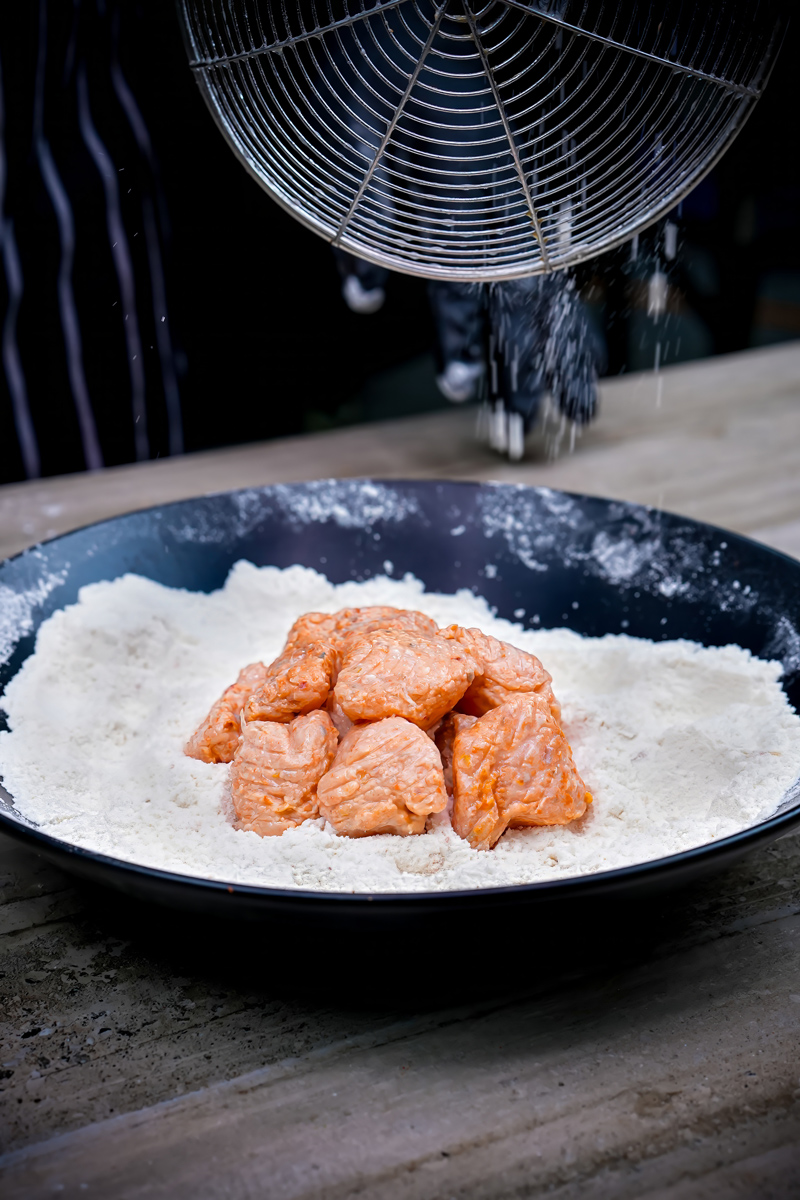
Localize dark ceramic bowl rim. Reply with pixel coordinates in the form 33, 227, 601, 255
1, 478, 799, 911
1, 785, 799, 908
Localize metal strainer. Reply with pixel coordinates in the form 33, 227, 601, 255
179, 0, 787, 280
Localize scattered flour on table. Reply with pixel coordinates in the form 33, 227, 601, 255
1, 561, 800, 894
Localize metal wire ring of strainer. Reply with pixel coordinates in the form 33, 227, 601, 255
179, 0, 788, 280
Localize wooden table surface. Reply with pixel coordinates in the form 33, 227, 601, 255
1, 342, 800, 1198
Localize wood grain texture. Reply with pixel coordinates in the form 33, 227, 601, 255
1, 833, 800, 1196
1, 342, 799, 564
1, 342, 800, 1196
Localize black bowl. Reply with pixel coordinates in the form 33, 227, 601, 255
1, 478, 799, 932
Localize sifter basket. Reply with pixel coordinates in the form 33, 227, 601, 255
179, 0, 788, 280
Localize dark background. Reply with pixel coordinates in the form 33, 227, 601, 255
0, 1, 798, 484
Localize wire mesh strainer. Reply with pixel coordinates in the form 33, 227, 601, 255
179, 0, 788, 280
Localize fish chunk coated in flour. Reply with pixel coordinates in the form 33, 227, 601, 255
244, 641, 337, 723
452, 693, 590, 850
332, 606, 438, 649
185, 661, 269, 764
439, 624, 561, 723
435, 711, 479, 798
334, 627, 475, 729
185, 608, 439, 763
286, 606, 437, 658
230, 709, 338, 836
318, 717, 448, 837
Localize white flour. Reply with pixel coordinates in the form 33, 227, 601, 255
1, 561, 799, 893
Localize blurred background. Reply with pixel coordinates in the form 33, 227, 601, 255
1, 0, 799, 484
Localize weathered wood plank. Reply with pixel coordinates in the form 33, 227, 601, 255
1, 831, 799, 1175
1, 343, 799, 563
1, 860, 799, 1198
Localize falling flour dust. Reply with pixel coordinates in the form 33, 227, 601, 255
1, 561, 800, 894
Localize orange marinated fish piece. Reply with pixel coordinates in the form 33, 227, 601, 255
317, 717, 448, 837
326, 691, 354, 739
283, 608, 437, 687
333, 606, 438, 647
230, 709, 338, 837
185, 661, 269, 764
284, 611, 340, 651
285, 607, 437, 657
439, 625, 561, 723
435, 711, 478, 798
328, 608, 440, 702
244, 641, 336, 724
334, 627, 475, 729
452, 693, 590, 851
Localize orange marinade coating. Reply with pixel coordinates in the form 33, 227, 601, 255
452, 693, 590, 851
284, 607, 437, 656
439, 625, 561, 723
244, 641, 337, 724
284, 612, 340, 651
435, 711, 478, 798
185, 661, 269, 764
334, 627, 475, 729
317, 717, 448, 837
230, 709, 338, 837
326, 691, 354, 739
334, 606, 438, 646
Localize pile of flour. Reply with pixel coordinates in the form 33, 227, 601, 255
1, 561, 799, 894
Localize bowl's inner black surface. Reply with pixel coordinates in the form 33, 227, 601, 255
0, 480, 799, 919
